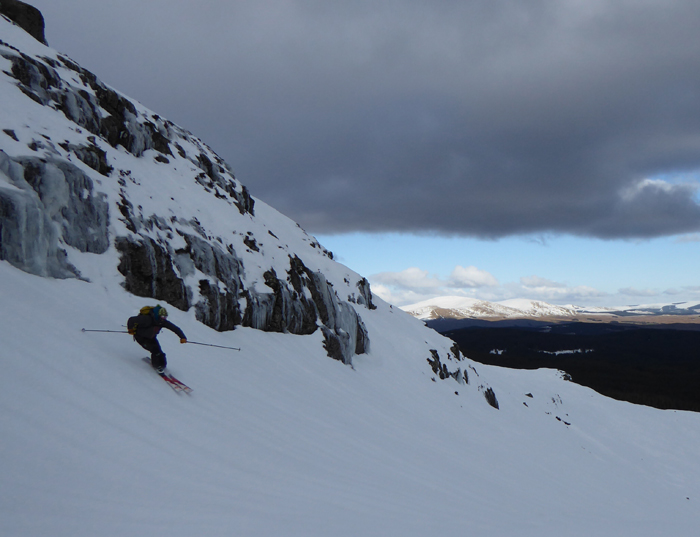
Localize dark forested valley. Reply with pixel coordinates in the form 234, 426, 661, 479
436, 321, 700, 412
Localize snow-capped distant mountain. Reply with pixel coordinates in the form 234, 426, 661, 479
402, 296, 580, 320
402, 296, 700, 321
3, 6, 700, 536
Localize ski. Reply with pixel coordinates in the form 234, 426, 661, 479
142, 358, 193, 394
163, 373, 192, 394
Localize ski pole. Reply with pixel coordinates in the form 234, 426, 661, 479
186, 340, 241, 351
82, 328, 128, 334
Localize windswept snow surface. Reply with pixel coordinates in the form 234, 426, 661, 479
2, 260, 700, 537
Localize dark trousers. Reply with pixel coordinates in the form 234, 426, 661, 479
135, 336, 166, 369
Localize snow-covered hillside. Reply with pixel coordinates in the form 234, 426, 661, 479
2, 6, 700, 536
402, 296, 580, 320
4, 257, 700, 536
402, 295, 700, 321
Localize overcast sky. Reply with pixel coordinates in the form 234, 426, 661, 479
25, 0, 700, 307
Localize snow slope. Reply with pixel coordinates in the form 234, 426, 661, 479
3, 261, 700, 536
2, 10, 700, 536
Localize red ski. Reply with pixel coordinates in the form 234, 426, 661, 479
142, 358, 193, 394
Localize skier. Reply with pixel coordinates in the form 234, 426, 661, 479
127, 305, 187, 373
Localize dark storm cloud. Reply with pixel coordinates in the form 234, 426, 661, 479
30, 0, 700, 238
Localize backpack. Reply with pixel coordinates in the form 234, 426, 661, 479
127, 306, 157, 335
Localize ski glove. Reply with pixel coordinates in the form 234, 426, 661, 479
180, 338, 187, 344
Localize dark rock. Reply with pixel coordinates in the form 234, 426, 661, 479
115, 236, 189, 311
322, 327, 345, 362
100, 113, 136, 153
355, 316, 369, 354
117, 193, 136, 233
7, 52, 60, 105
69, 142, 113, 176
0, 0, 47, 45
484, 387, 499, 409
257, 267, 318, 335
195, 152, 254, 216
144, 121, 172, 156
195, 279, 240, 331
427, 349, 442, 375
235, 184, 255, 216
2, 46, 161, 159
178, 233, 246, 331
355, 277, 377, 310
243, 234, 259, 252
240, 254, 368, 363
174, 143, 186, 159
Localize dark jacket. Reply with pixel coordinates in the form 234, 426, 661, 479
128, 313, 186, 341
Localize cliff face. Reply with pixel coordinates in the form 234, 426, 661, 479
0, 11, 375, 365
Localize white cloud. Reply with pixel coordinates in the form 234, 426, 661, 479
370, 265, 612, 307
621, 177, 699, 203
504, 280, 607, 303
372, 287, 456, 308
619, 287, 660, 297
371, 267, 442, 292
370, 265, 497, 306
663, 288, 684, 296
448, 265, 499, 288
520, 275, 566, 289
511, 275, 608, 303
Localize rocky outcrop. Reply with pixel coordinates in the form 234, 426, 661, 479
115, 236, 190, 312
0, 11, 372, 366
427, 347, 468, 383
113, 219, 371, 364
111, 165, 372, 364
426, 344, 500, 408
349, 277, 377, 310
1, 46, 254, 218
483, 387, 499, 409
0, 0, 46, 45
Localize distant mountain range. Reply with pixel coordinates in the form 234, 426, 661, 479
401, 296, 700, 321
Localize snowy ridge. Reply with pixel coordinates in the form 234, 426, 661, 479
402, 295, 700, 320
402, 296, 580, 320
2, 9, 700, 536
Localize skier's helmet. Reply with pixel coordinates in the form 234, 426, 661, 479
154, 305, 168, 319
